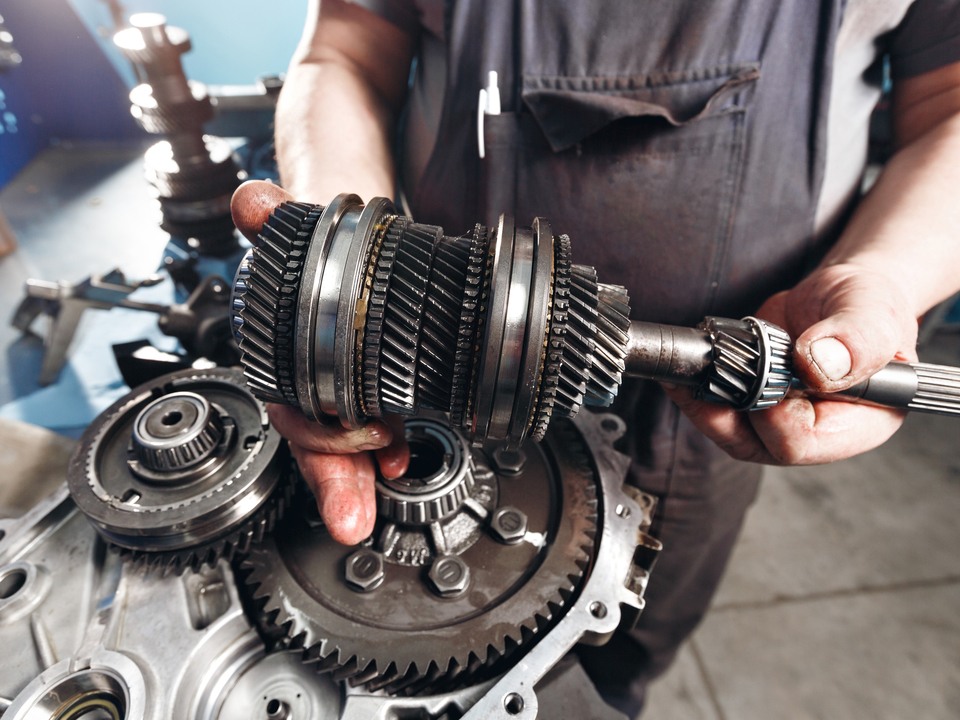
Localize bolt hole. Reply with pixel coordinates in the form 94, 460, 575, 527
503, 692, 524, 715
600, 417, 620, 433
265, 698, 289, 719
615, 503, 631, 519
589, 601, 607, 619
161, 410, 183, 426
121, 489, 141, 505
0, 529, 5, 543
0, 567, 28, 599
244, 435, 260, 450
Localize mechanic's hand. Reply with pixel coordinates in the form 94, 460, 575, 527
665, 263, 919, 465
231, 180, 410, 544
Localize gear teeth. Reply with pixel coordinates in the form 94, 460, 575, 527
119, 470, 295, 575
416, 231, 472, 410
234, 201, 324, 405
584, 283, 630, 407
531, 234, 572, 440
364, 219, 470, 416
362, 218, 406, 417
375, 224, 438, 414
239, 420, 598, 696
552, 264, 599, 419
450, 226, 490, 430
698, 317, 792, 409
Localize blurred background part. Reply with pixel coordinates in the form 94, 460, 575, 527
0, 0, 307, 429
0, 0, 305, 189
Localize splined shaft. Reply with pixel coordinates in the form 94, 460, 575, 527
114, 13, 242, 256
624, 317, 960, 417
232, 195, 630, 444
232, 196, 960, 442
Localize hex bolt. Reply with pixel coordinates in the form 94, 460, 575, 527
489, 506, 528, 545
427, 555, 470, 598
492, 446, 526, 475
344, 548, 385, 593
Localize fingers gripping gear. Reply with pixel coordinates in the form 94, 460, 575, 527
697, 316, 792, 410
231, 197, 631, 444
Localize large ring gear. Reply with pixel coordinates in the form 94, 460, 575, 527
4, 367, 661, 719
242, 416, 600, 696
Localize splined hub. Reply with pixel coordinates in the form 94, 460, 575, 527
231, 196, 630, 444
130, 391, 225, 480
242, 417, 599, 695
67, 368, 293, 572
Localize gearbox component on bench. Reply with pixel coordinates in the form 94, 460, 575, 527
3, 375, 659, 718
231, 195, 630, 445
66, 367, 292, 572
242, 414, 633, 698
114, 13, 242, 257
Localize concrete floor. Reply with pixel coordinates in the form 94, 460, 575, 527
0, 141, 168, 418
2, 145, 959, 718
644, 330, 960, 719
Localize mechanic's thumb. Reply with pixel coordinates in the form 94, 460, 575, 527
792, 303, 915, 394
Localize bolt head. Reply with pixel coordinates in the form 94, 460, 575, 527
345, 549, 384, 592
492, 446, 526, 475
490, 506, 528, 544
427, 555, 470, 597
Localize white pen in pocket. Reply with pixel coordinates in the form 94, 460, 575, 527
477, 70, 501, 159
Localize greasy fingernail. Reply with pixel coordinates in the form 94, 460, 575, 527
810, 337, 851, 381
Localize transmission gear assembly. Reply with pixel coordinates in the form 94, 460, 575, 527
243, 415, 602, 696
66, 367, 292, 572
3, 368, 660, 719
232, 194, 960, 431
232, 195, 631, 445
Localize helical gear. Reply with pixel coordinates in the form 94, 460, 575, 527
231, 197, 631, 446
234, 202, 324, 404
697, 316, 793, 409
241, 418, 598, 695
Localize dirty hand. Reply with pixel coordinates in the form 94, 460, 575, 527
231, 180, 409, 544
666, 263, 919, 465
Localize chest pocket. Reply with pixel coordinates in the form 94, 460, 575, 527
481, 64, 760, 325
